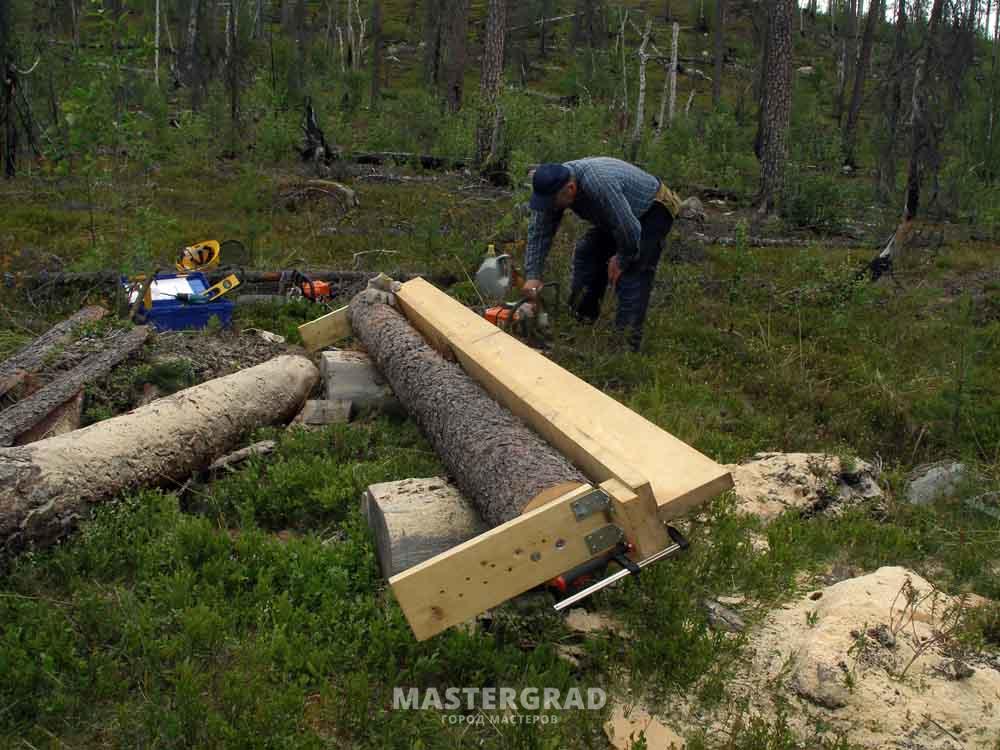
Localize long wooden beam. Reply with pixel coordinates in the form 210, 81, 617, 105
394, 277, 733, 523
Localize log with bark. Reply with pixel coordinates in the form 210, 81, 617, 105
0, 355, 319, 558
0, 326, 150, 447
0, 306, 107, 399
348, 293, 586, 527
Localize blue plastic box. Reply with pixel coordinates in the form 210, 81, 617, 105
126, 272, 235, 332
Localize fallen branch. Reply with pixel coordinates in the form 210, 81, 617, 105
0, 306, 107, 399
206, 439, 278, 474
0, 326, 150, 447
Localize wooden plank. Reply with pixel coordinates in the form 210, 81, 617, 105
298, 305, 351, 352
600, 477, 670, 558
391, 484, 619, 641
394, 278, 733, 523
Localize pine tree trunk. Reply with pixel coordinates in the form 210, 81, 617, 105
842, 0, 881, 167
474, 0, 506, 170
878, 0, 907, 200
442, 0, 469, 112
902, 0, 944, 223
712, 0, 725, 106
347, 296, 587, 528
423, 0, 442, 86
0, 306, 107, 400
756, 0, 794, 213
0, 327, 150, 447
834, 0, 856, 122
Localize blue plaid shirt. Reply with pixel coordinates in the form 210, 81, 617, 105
524, 157, 660, 279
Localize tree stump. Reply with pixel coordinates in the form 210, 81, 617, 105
348, 295, 586, 527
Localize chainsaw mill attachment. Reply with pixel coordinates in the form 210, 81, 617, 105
550, 525, 689, 611
299, 276, 734, 640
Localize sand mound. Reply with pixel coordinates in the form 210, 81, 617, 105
670, 567, 999, 749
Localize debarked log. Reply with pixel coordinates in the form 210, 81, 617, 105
0, 355, 319, 558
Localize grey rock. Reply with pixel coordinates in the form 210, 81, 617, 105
906, 461, 967, 505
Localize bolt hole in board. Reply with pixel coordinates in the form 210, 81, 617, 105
390, 485, 625, 639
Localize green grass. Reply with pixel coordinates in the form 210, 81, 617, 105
1, 2, 999, 745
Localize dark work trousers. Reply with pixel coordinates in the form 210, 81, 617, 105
569, 202, 673, 351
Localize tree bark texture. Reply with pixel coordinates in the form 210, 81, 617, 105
442, 0, 469, 112
835, 0, 857, 123
347, 296, 587, 528
0, 355, 318, 558
903, 0, 945, 223
0, 306, 107, 399
184, 0, 201, 87
756, 0, 794, 213
712, 0, 725, 106
842, 0, 881, 167
0, 326, 150, 447
423, 0, 442, 86
878, 0, 907, 200
474, 0, 506, 170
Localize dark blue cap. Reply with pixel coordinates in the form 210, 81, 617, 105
530, 163, 572, 211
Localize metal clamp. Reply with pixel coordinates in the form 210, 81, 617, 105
554, 526, 691, 611
584, 524, 625, 555
571, 488, 612, 521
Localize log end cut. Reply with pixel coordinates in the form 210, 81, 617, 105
364, 477, 490, 578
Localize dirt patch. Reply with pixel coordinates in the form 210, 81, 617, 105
665, 567, 1000, 749
148, 328, 294, 382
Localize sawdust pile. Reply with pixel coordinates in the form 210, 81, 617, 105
667, 567, 1000, 749
724, 452, 883, 520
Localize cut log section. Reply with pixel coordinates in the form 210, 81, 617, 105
364, 477, 490, 578
348, 295, 588, 527
0, 306, 107, 399
0, 355, 319, 558
0, 326, 151, 447
320, 349, 399, 415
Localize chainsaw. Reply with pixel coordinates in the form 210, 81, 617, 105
279, 269, 334, 303
475, 249, 559, 346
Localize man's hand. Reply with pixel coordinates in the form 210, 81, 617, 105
608, 255, 623, 289
522, 278, 544, 298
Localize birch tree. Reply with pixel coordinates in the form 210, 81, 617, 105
629, 20, 652, 161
